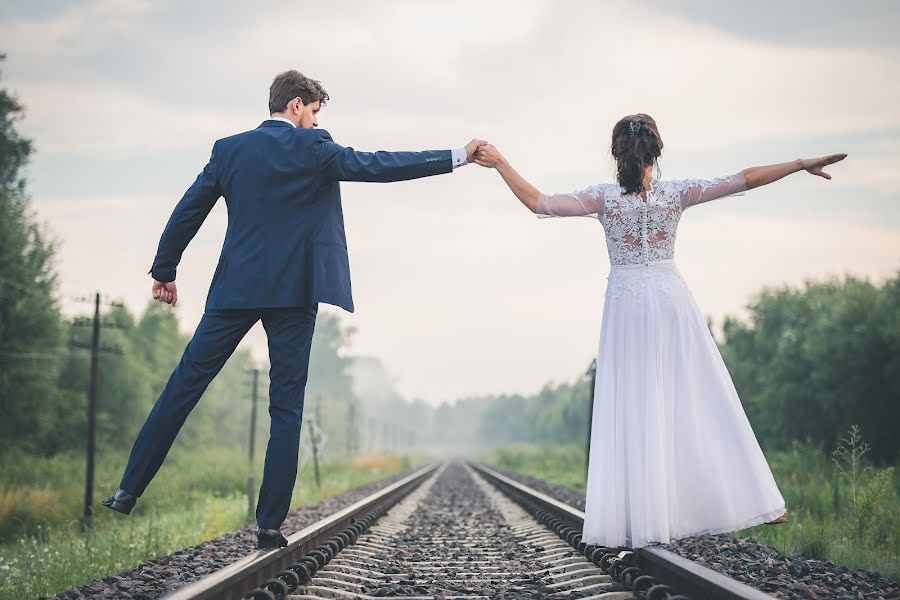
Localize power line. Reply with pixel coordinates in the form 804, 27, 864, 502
0, 351, 60, 360
0, 347, 127, 361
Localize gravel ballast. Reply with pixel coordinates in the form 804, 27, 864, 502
302, 462, 622, 598
46, 470, 413, 599
492, 466, 900, 600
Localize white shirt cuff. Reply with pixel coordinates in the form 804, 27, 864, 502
451, 147, 468, 169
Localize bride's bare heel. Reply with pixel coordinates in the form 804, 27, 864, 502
766, 510, 788, 525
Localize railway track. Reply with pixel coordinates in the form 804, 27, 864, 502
165, 461, 774, 600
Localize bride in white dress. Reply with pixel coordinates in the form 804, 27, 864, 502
474, 114, 846, 549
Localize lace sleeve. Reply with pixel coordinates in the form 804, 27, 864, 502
536, 184, 607, 217
676, 172, 747, 209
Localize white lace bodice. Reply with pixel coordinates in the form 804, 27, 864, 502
537, 173, 747, 266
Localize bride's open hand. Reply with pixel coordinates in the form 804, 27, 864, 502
800, 153, 847, 180
474, 144, 507, 169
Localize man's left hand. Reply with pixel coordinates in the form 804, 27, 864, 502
152, 280, 178, 306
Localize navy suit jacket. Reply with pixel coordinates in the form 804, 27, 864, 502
149, 120, 453, 312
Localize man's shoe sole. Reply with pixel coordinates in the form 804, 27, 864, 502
257, 537, 288, 550
101, 499, 134, 515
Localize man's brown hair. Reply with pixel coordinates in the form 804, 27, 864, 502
268, 70, 330, 114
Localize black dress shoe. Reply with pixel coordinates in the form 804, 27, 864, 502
257, 528, 288, 549
101, 488, 137, 515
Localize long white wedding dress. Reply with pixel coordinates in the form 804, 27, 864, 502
537, 173, 785, 549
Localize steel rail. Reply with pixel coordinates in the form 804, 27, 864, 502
164, 462, 439, 600
471, 462, 774, 600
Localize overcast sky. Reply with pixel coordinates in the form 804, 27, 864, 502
2, 0, 898, 405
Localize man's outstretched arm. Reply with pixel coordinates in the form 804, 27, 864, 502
148, 142, 222, 305
314, 130, 485, 182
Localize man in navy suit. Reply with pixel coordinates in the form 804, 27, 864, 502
102, 70, 485, 548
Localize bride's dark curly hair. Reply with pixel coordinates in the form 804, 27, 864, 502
611, 113, 663, 194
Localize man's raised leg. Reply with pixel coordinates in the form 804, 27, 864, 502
256, 306, 317, 530
117, 309, 258, 499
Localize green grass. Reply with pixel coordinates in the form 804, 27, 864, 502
0, 448, 422, 599
483, 440, 900, 581
488, 444, 589, 494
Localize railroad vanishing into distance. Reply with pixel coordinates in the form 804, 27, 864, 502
162, 461, 774, 600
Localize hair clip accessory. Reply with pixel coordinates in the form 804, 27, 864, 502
629, 121, 642, 137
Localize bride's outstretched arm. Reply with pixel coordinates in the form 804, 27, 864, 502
474, 144, 541, 212
742, 153, 847, 189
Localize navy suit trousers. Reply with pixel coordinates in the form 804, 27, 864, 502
119, 305, 317, 530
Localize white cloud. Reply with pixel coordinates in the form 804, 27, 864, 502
14, 81, 249, 155
831, 137, 900, 188
38, 193, 226, 323
0, 0, 155, 60
677, 212, 900, 321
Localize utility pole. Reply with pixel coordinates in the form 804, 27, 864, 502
71, 293, 124, 530
83, 294, 100, 530
585, 358, 598, 481
369, 417, 376, 452
345, 402, 357, 457
310, 394, 323, 490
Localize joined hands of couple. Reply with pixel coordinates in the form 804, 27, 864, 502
466, 139, 507, 168
467, 139, 506, 169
